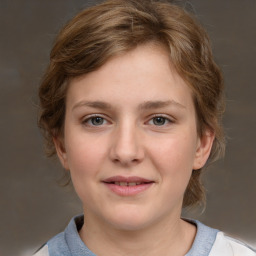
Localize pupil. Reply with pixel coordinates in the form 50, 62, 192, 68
153, 117, 165, 125
92, 117, 103, 125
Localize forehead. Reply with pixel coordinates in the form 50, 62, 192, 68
66, 44, 194, 111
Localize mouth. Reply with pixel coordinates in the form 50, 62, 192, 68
102, 176, 155, 196
105, 181, 153, 186
102, 176, 154, 185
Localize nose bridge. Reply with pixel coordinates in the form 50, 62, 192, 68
110, 117, 144, 165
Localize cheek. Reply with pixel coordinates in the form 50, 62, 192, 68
65, 135, 108, 203
148, 134, 197, 178
65, 134, 108, 178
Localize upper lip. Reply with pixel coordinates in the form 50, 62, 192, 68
102, 176, 154, 183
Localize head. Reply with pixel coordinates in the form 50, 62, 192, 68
38, 0, 225, 208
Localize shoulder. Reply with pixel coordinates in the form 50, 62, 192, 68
33, 244, 49, 256
33, 231, 71, 256
209, 231, 256, 256
185, 219, 255, 256
33, 215, 88, 256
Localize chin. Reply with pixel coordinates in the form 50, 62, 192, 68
109, 218, 150, 231
104, 207, 157, 231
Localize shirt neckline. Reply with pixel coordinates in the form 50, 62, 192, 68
63, 215, 219, 256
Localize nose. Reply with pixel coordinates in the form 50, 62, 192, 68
109, 121, 145, 166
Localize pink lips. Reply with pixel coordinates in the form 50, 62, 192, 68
102, 176, 154, 196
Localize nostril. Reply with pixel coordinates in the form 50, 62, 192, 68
112, 157, 140, 165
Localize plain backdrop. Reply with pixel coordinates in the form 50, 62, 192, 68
0, 1, 255, 255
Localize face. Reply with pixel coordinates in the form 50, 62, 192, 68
55, 44, 213, 231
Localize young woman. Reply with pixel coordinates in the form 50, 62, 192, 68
35, 0, 255, 255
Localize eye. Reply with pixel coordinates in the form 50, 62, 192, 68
82, 115, 108, 126
148, 116, 172, 126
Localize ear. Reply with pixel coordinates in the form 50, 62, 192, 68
193, 129, 215, 170
53, 136, 69, 170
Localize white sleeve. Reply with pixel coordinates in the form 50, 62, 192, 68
33, 244, 49, 256
209, 232, 256, 256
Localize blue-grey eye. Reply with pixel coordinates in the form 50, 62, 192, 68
91, 117, 104, 125
152, 117, 167, 126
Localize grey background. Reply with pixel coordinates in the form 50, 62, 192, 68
0, 1, 255, 255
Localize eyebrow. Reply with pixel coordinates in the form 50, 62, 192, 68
72, 101, 113, 111
72, 100, 186, 111
138, 100, 186, 110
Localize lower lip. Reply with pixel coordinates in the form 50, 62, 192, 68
103, 183, 154, 196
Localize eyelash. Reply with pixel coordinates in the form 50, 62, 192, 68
148, 114, 173, 126
82, 114, 108, 127
82, 114, 174, 127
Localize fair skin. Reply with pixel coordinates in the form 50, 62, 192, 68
54, 44, 214, 256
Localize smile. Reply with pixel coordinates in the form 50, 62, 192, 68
102, 176, 154, 196
111, 182, 146, 186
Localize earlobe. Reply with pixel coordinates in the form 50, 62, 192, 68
193, 130, 215, 170
53, 137, 69, 170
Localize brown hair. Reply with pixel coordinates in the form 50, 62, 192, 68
38, 0, 225, 207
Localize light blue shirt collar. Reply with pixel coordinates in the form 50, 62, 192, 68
47, 215, 219, 256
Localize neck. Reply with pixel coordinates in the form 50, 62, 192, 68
79, 210, 196, 256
